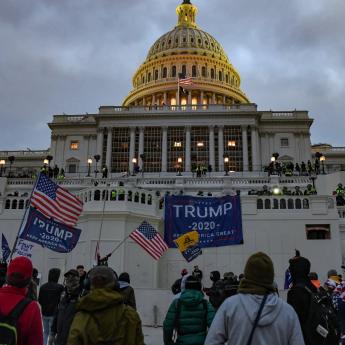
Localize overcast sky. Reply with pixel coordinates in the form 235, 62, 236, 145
0, 0, 344, 150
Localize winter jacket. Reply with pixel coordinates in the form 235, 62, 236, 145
204, 293, 304, 345
51, 290, 79, 345
119, 280, 136, 310
163, 289, 215, 345
0, 285, 43, 345
39, 269, 64, 316
68, 288, 145, 345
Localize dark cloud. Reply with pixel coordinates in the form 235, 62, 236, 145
0, 0, 344, 149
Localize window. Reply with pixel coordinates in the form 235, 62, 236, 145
148, 73, 151, 82
154, 70, 158, 80
257, 199, 263, 209
306, 224, 330, 240
162, 67, 167, 78
70, 141, 79, 150
192, 65, 197, 77
68, 164, 77, 173
202, 66, 206, 77
182, 65, 187, 77
219, 71, 223, 81
172, 66, 176, 77
211, 69, 215, 79
264, 199, 271, 209
280, 138, 289, 147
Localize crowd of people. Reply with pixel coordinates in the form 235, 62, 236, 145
266, 158, 323, 177
1, 253, 344, 345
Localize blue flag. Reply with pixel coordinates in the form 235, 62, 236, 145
1, 234, 11, 262
20, 207, 81, 253
284, 268, 293, 290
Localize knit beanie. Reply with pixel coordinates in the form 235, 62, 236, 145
238, 252, 275, 295
6, 256, 33, 288
185, 275, 202, 291
89, 266, 117, 289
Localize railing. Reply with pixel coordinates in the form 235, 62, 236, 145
0, 150, 49, 157
338, 206, 345, 218
256, 196, 311, 210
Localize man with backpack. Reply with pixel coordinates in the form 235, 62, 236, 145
0, 256, 43, 345
287, 255, 340, 345
163, 275, 215, 345
68, 265, 144, 345
205, 252, 304, 345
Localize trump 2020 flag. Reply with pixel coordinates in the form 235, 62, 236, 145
20, 207, 81, 253
129, 221, 168, 260
30, 173, 83, 227
1, 234, 11, 261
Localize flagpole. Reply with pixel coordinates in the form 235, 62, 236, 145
9, 173, 40, 261
95, 187, 108, 263
177, 78, 180, 108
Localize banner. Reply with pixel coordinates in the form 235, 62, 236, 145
174, 231, 202, 262
14, 239, 34, 258
1, 234, 11, 261
20, 207, 81, 253
164, 195, 243, 248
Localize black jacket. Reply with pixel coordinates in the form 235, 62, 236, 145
38, 268, 64, 316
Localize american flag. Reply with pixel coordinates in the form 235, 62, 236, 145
179, 76, 193, 86
30, 173, 83, 227
129, 221, 168, 260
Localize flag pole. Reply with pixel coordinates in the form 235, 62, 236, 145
9, 173, 40, 261
95, 187, 108, 263
177, 77, 180, 108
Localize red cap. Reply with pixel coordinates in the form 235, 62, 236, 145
7, 256, 33, 288
181, 268, 188, 276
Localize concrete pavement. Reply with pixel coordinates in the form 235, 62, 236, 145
143, 326, 163, 345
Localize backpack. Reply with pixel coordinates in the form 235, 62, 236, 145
171, 278, 182, 295
209, 278, 238, 309
0, 298, 31, 345
303, 286, 340, 345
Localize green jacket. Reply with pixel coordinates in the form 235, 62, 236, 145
68, 288, 145, 345
163, 289, 215, 345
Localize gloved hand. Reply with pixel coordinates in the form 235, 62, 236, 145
48, 334, 57, 345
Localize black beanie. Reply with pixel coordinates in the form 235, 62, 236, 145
119, 272, 130, 284
185, 275, 202, 291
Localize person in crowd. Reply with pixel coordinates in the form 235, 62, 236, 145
68, 266, 145, 345
0, 256, 43, 345
301, 161, 307, 175
204, 270, 221, 309
50, 269, 80, 345
164, 275, 215, 345
53, 165, 59, 179
327, 269, 342, 286
76, 265, 87, 293
38, 268, 64, 345
304, 184, 317, 195
171, 268, 188, 295
308, 272, 321, 289
192, 265, 203, 281
27, 269, 38, 300
118, 272, 136, 310
102, 165, 108, 178
292, 185, 303, 196
295, 163, 301, 175
205, 252, 304, 345
0, 260, 7, 287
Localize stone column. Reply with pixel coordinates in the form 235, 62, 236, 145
51, 135, 58, 165
212, 93, 216, 104
185, 126, 191, 172
106, 127, 112, 169
218, 126, 224, 172
176, 90, 179, 106
209, 126, 215, 171
138, 127, 144, 169
188, 91, 192, 105
163, 92, 167, 105
251, 127, 260, 171
242, 126, 249, 172
96, 128, 104, 166
200, 91, 204, 105
60, 135, 67, 169
129, 127, 136, 173
152, 94, 156, 105
162, 127, 168, 172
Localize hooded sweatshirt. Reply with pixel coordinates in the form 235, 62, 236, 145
204, 293, 304, 345
68, 288, 144, 345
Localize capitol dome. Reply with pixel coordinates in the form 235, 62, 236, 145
123, 0, 249, 107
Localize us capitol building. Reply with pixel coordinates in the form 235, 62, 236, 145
1, 0, 345, 324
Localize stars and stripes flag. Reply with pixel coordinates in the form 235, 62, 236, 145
129, 221, 168, 260
30, 173, 83, 227
178, 76, 193, 86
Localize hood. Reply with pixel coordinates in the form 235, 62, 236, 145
239, 293, 283, 327
118, 281, 130, 289
77, 288, 123, 312
180, 289, 204, 306
289, 256, 311, 286
48, 268, 61, 283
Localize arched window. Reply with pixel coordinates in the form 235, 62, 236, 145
142, 76, 145, 84
5, 200, 10, 209
148, 194, 152, 205
12, 200, 18, 209
303, 199, 309, 209
264, 199, 271, 209
273, 199, 279, 209
110, 190, 117, 201
211, 69, 215, 79
226, 74, 229, 83
288, 198, 294, 209
94, 190, 100, 201
182, 65, 187, 77
154, 70, 159, 80
219, 71, 222, 81
192, 65, 197, 77
295, 199, 302, 209
172, 66, 177, 77
141, 193, 146, 204
148, 73, 151, 82
257, 199, 263, 209
18, 200, 25, 209
162, 67, 167, 78
127, 191, 132, 202
202, 66, 206, 77
280, 199, 286, 209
